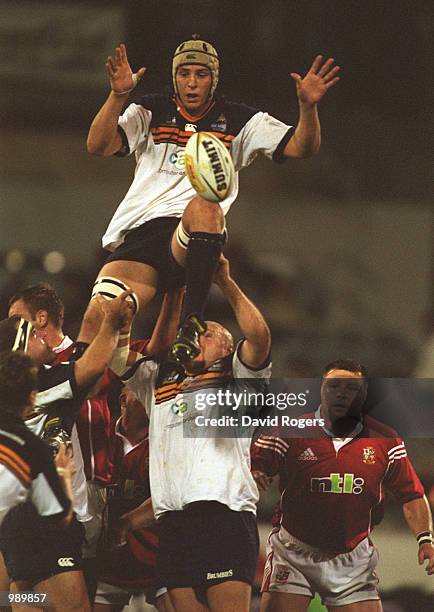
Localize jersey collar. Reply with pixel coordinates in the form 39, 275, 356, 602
53, 335, 73, 353
174, 96, 216, 122
315, 406, 363, 444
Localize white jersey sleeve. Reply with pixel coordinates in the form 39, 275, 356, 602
232, 340, 272, 379
231, 112, 293, 171
122, 358, 159, 416
118, 103, 153, 155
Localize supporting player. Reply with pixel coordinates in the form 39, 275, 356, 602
7, 282, 183, 606
252, 359, 434, 611
8, 283, 113, 598
84, 35, 340, 364
109, 256, 272, 612
94, 386, 173, 612
0, 351, 73, 528
0, 291, 133, 612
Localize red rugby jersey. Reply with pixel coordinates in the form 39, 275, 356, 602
99, 417, 159, 590
251, 412, 424, 554
53, 338, 113, 484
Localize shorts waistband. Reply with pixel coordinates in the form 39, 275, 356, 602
278, 527, 369, 559
183, 501, 231, 514
278, 526, 328, 555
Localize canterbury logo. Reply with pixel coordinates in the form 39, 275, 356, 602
58, 557, 74, 567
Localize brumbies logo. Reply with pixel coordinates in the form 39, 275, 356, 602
363, 446, 376, 464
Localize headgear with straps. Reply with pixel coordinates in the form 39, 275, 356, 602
172, 34, 219, 98
12, 318, 33, 353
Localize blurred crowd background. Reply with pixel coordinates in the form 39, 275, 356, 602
0, 1, 433, 609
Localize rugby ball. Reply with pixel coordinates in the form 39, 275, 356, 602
184, 132, 234, 203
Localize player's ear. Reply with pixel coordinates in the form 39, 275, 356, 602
35, 309, 48, 328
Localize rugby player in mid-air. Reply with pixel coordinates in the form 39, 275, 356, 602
84, 34, 340, 365
252, 359, 434, 611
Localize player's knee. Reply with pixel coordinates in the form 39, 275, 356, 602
184, 196, 224, 233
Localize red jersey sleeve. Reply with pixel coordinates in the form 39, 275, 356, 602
251, 435, 289, 476
384, 439, 425, 504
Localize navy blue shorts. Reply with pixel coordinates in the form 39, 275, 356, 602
157, 501, 259, 591
105, 217, 186, 290
0, 503, 84, 585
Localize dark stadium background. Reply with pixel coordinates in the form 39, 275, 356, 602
1, 2, 433, 609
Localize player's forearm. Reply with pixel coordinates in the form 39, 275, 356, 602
87, 92, 127, 156
110, 331, 141, 376
403, 496, 433, 537
55, 469, 74, 527
284, 102, 321, 158
220, 277, 271, 363
75, 319, 120, 386
121, 497, 156, 531
146, 288, 185, 357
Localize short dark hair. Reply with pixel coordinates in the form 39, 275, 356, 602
0, 351, 38, 415
322, 359, 368, 378
8, 283, 64, 329
0, 316, 21, 353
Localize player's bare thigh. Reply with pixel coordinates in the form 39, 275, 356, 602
0, 552, 10, 594
260, 591, 311, 612
169, 581, 251, 612
155, 591, 176, 612
32, 570, 91, 611
327, 601, 383, 612
97, 260, 159, 308
206, 580, 251, 612
8, 580, 37, 612
167, 587, 209, 612
78, 260, 158, 343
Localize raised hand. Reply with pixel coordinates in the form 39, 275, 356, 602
106, 43, 146, 95
97, 289, 136, 331
290, 55, 340, 106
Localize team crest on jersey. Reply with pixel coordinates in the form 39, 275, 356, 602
169, 150, 186, 169
275, 565, 290, 583
184, 123, 197, 132
171, 398, 188, 416
210, 113, 227, 132
363, 446, 376, 464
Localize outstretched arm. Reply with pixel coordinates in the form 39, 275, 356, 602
74, 291, 134, 388
87, 43, 146, 156
403, 496, 434, 575
146, 288, 185, 358
214, 256, 271, 369
109, 287, 185, 376
284, 55, 340, 158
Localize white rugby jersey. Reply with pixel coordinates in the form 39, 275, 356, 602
103, 94, 294, 250
123, 342, 272, 519
0, 414, 71, 527
24, 362, 91, 522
